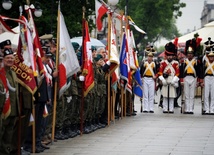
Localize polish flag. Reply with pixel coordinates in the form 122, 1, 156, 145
0, 68, 11, 119
95, 0, 108, 31
82, 19, 94, 97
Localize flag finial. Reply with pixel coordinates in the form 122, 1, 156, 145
82, 6, 86, 19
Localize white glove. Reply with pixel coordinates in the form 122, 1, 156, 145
66, 96, 72, 103
79, 75, 85, 81
159, 75, 164, 81
159, 76, 167, 86
172, 82, 179, 88
172, 76, 179, 84
106, 60, 111, 66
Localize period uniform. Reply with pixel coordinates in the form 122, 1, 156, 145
202, 52, 214, 114
140, 52, 157, 112
158, 42, 180, 113
180, 47, 200, 114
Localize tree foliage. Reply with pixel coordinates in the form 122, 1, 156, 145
0, 0, 95, 38
118, 0, 186, 46
0, 0, 185, 45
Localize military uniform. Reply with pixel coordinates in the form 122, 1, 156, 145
94, 54, 107, 127
202, 52, 214, 114
0, 48, 20, 155
180, 47, 201, 114
158, 42, 180, 113
140, 52, 157, 113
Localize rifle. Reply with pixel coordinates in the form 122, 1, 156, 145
167, 84, 170, 112
180, 84, 185, 113
201, 86, 204, 115
140, 98, 143, 113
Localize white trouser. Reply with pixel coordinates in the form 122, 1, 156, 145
163, 98, 174, 112
184, 76, 196, 112
204, 76, 214, 113
143, 77, 155, 111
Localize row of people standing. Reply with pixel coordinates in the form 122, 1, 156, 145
140, 38, 214, 115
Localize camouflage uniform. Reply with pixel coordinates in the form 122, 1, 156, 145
96, 66, 106, 120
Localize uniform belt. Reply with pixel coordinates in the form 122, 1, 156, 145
185, 73, 195, 77
205, 74, 214, 76
144, 75, 153, 77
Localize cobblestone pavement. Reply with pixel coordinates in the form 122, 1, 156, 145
35, 94, 214, 155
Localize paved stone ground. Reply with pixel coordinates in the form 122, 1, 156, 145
36, 94, 214, 155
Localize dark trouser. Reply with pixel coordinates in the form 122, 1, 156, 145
24, 102, 45, 149
20, 109, 32, 146
0, 116, 17, 155
100, 94, 107, 124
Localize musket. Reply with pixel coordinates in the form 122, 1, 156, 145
180, 60, 185, 113
201, 86, 204, 115
180, 84, 185, 113
167, 83, 170, 112
140, 98, 143, 113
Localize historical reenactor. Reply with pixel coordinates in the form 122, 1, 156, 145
204, 37, 214, 53
0, 48, 19, 155
180, 46, 200, 114
158, 42, 180, 113
201, 51, 214, 114
140, 52, 157, 113
144, 45, 157, 56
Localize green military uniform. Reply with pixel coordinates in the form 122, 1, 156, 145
55, 91, 68, 139
94, 55, 107, 124
69, 76, 80, 135
0, 68, 19, 155
62, 77, 79, 138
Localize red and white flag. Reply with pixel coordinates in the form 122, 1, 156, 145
58, 11, 80, 97
109, 21, 119, 74
109, 21, 119, 91
0, 68, 11, 119
127, 29, 137, 70
82, 19, 94, 97
95, 0, 108, 31
25, 4, 45, 85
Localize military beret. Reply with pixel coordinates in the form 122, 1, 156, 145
3, 48, 13, 57
72, 42, 80, 51
91, 46, 97, 51
94, 54, 103, 61
0, 40, 11, 49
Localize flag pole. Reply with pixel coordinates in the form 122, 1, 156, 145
107, 11, 112, 125
120, 10, 124, 119
51, 0, 60, 143
80, 6, 86, 136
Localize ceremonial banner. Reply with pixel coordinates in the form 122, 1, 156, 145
82, 19, 94, 97
0, 68, 11, 119
95, 0, 108, 31
58, 11, 80, 97
11, 16, 37, 94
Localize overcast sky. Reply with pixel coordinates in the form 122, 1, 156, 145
176, 0, 205, 34
156, 0, 214, 47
